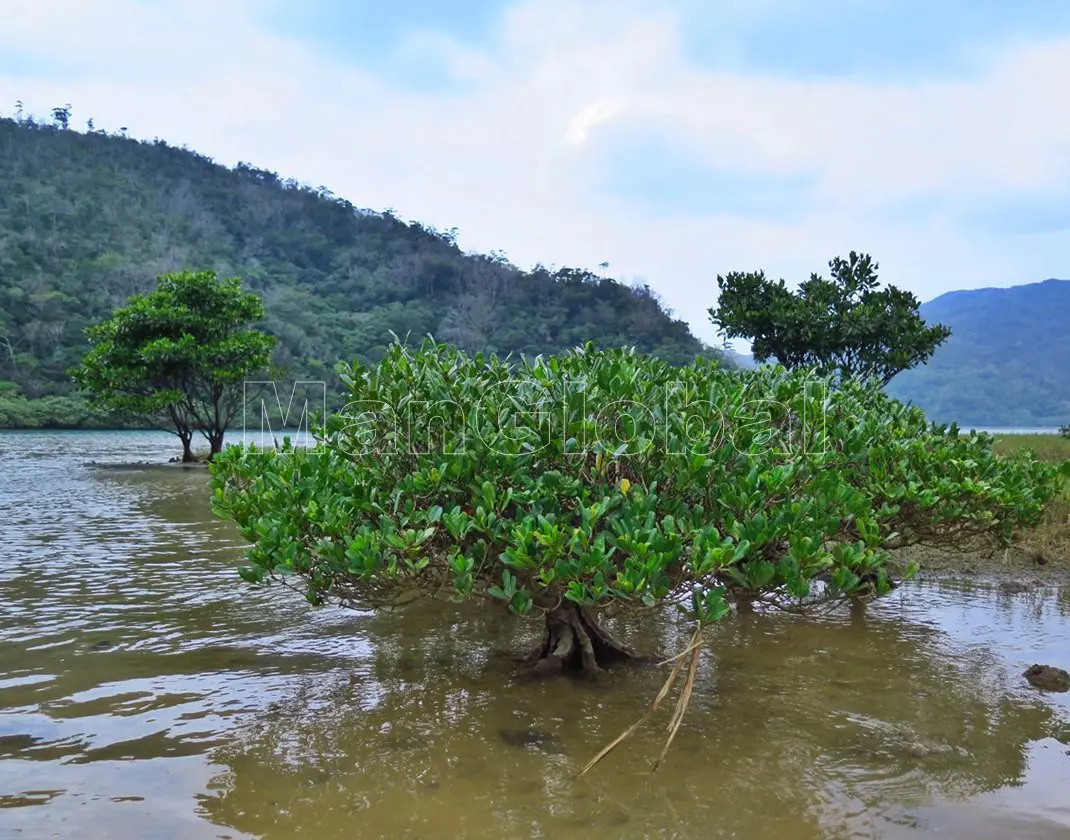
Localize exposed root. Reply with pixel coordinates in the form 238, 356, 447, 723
573, 615, 600, 674
579, 623, 704, 776
653, 638, 701, 771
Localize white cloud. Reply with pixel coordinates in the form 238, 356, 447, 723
1, 0, 1067, 345
564, 99, 626, 147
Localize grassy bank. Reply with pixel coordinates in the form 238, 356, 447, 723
1003, 435, 1070, 573
991, 433, 1070, 463
901, 433, 1070, 580
993, 434, 1070, 572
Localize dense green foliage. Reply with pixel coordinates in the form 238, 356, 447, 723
0, 379, 141, 428
889, 279, 1070, 428
710, 252, 951, 385
71, 270, 275, 460
0, 110, 718, 428
210, 341, 1065, 672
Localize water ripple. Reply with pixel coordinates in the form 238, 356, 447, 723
1, 430, 1068, 839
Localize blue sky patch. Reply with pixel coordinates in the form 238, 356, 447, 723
599, 131, 818, 220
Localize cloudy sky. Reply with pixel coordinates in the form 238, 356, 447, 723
2, 0, 1068, 344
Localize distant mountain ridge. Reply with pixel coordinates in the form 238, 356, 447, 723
888, 278, 1070, 428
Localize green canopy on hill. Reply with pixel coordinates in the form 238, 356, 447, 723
0, 112, 726, 428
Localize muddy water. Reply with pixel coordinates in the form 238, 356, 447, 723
1, 430, 1069, 840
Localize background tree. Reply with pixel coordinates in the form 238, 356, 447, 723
50, 103, 71, 130
710, 252, 951, 385
71, 270, 275, 461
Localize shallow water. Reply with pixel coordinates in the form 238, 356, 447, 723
1, 430, 1068, 839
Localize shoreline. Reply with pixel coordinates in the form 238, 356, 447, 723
892, 542, 1070, 587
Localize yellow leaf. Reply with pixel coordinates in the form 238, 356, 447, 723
619, 478, 631, 495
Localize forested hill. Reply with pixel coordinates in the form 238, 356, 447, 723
887, 279, 1070, 428
0, 112, 721, 426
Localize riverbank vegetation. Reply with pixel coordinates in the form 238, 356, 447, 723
0, 384, 143, 429
993, 434, 1070, 569
892, 433, 1070, 578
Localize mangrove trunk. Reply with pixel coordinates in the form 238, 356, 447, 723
523, 602, 636, 676
179, 429, 196, 463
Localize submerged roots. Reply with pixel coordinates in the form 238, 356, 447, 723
518, 605, 705, 774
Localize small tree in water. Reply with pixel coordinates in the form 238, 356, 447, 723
72, 270, 275, 462
210, 341, 1064, 763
